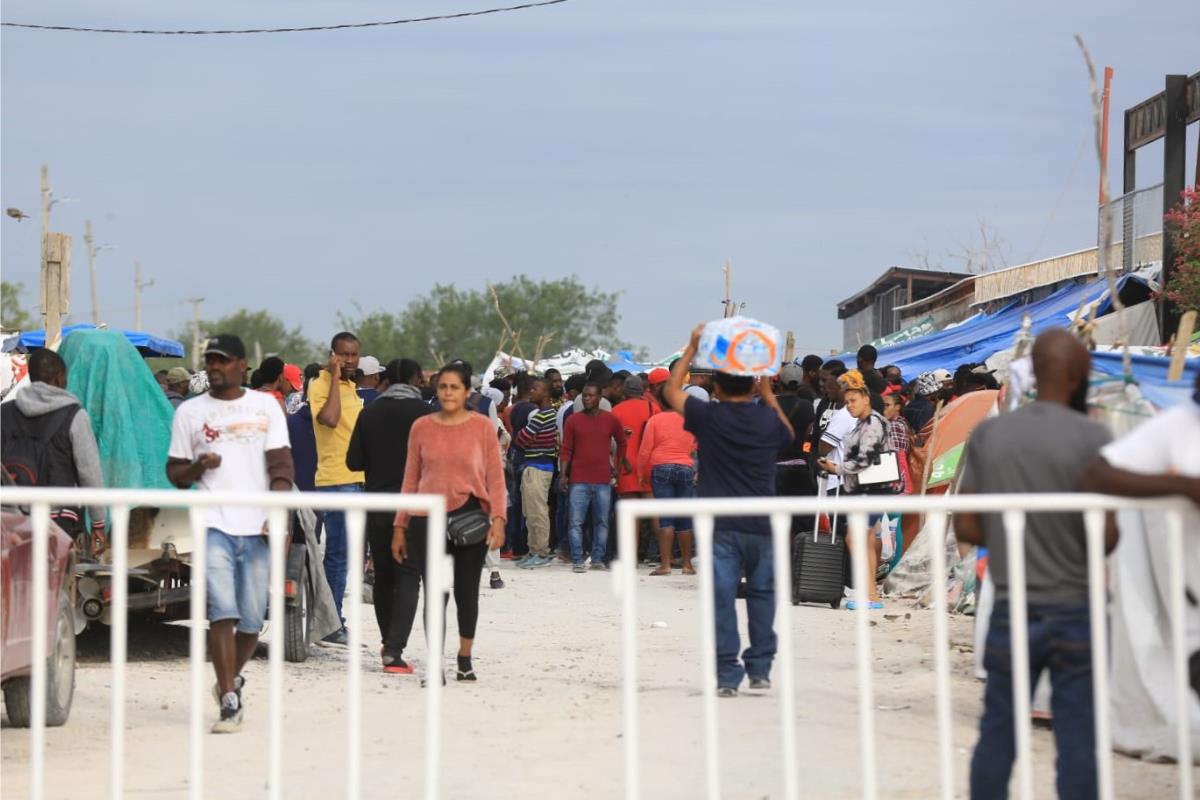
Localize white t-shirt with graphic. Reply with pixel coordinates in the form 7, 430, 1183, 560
169, 390, 290, 536
819, 406, 856, 492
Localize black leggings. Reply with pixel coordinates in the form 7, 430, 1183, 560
387, 516, 489, 654
366, 512, 399, 647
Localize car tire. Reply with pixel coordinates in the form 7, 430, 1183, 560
283, 570, 310, 664
4, 590, 77, 727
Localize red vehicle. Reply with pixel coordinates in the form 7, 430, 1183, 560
1, 508, 77, 727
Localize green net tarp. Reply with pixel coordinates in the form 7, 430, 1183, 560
59, 329, 175, 490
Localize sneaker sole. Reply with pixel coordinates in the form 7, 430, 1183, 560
383, 665, 414, 675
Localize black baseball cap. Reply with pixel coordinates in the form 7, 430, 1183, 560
203, 334, 246, 360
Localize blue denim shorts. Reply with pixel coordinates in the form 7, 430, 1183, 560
206, 528, 270, 634
650, 464, 696, 531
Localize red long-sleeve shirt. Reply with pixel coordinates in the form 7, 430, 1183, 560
561, 410, 626, 485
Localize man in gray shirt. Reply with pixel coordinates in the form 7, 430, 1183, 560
955, 329, 1116, 800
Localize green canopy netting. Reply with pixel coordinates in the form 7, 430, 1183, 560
59, 329, 175, 490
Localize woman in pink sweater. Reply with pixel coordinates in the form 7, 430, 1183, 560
390, 363, 506, 681
637, 385, 703, 575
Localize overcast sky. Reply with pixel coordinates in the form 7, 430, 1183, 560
3, 0, 1197, 358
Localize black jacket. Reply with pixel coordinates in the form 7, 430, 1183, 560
345, 394, 433, 494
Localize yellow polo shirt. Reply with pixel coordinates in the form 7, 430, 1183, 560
309, 372, 365, 487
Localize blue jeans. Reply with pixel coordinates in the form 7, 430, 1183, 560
970, 602, 1096, 800
650, 464, 696, 531
206, 529, 270, 635
568, 483, 612, 565
317, 484, 363, 623
713, 529, 776, 689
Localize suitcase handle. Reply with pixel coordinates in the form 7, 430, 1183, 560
815, 477, 840, 545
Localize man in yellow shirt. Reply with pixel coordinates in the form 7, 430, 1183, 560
310, 331, 365, 646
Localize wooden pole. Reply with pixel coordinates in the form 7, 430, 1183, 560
783, 331, 796, 363
42, 233, 72, 349
1098, 67, 1113, 205
133, 261, 153, 331
84, 219, 101, 325
187, 297, 204, 371
1167, 310, 1196, 382
723, 261, 733, 318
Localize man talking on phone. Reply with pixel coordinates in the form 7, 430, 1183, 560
310, 331, 365, 646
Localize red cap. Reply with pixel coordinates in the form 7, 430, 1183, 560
647, 368, 670, 385
283, 364, 303, 392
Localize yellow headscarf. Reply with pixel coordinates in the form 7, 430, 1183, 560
837, 369, 867, 392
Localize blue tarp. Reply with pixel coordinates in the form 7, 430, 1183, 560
1091, 351, 1199, 410
10, 323, 184, 357
855, 276, 1137, 379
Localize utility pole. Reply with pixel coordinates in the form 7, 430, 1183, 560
187, 297, 205, 370
84, 219, 101, 325
133, 262, 154, 331
40, 233, 72, 347
40, 165, 51, 249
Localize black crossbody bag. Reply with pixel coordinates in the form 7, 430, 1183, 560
446, 496, 491, 547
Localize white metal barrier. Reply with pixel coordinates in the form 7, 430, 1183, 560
614, 493, 1196, 800
0, 486, 447, 800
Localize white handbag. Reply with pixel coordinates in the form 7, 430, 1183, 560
856, 450, 901, 487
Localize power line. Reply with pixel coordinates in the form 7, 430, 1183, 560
0, 0, 567, 35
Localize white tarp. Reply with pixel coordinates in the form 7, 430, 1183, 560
482, 348, 611, 384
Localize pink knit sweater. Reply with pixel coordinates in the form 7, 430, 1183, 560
393, 414, 507, 527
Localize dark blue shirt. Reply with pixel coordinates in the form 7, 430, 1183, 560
684, 396, 792, 535
286, 403, 319, 493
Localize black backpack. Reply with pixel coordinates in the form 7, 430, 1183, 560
1, 401, 81, 488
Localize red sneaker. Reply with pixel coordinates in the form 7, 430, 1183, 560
500, 551, 515, 560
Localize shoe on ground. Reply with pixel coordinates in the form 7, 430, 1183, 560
211, 694, 243, 734
572, 563, 586, 574
319, 626, 350, 647
529, 554, 553, 569
500, 551, 515, 561
382, 649, 413, 674
590, 562, 609, 572
211, 674, 245, 705
716, 687, 738, 698
489, 571, 505, 589
748, 678, 771, 692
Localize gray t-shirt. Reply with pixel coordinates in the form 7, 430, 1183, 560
957, 402, 1111, 605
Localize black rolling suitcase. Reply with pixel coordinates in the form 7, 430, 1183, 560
791, 483, 847, 609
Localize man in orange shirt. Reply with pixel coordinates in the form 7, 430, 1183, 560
612, 375, 659, 562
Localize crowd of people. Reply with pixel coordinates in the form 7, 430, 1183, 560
8, 320, 1199, 800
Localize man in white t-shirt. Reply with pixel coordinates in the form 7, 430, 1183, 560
1081, 373, 1200, 697
167, 334, 293, 734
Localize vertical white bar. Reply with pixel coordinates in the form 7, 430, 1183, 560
267, 507, 288, 800
109, 505, 131, 800
345, 508, 366, 800
1083, 509, 1114, 800
769, 512, 798, 800
848, 511, 878, 800
30, 502, 50, 800
694, 514, 721, 800
616, 504, 640, 800
423, 500, 447, 800
1002, 510, 1034, 800
1165, 510, 1194, 800
926, 512, 954, 800
187, 508, 208, 800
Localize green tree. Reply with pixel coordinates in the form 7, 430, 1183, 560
339, 275, 637, 372
174, 308, 319, 366
1, 281, 34, 331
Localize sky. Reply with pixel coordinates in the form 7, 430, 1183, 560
2, 0, 1198, 359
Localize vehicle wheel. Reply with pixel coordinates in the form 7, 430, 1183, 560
284, 570, 310, 664
830, 597, 842, 610
4, 591, 76, 727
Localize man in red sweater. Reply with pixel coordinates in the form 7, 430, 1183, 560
561, 383, 630, 572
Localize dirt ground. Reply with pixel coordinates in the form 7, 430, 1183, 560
2, 560, 1190, 799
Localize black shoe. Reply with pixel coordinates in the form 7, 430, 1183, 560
319, 626, 350, 647
748, 678, 770, 692
717, 687, 738, 698
489, 571, 505, 590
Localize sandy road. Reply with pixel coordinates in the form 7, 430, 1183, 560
1, 559, 1187, 798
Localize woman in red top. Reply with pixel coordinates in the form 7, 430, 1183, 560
638, 385, 702, 575
390, 364, 506, 681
